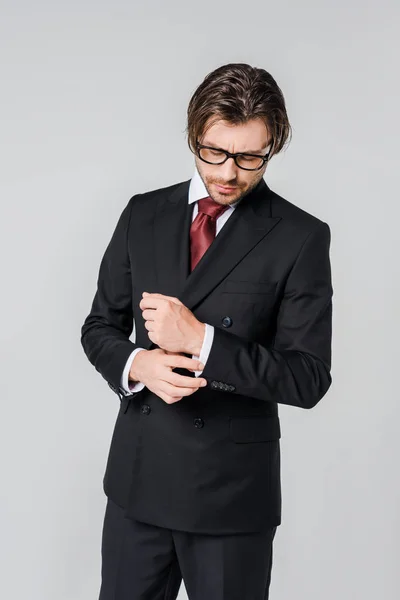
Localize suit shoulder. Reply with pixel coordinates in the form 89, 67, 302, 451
269, 188, 329, 231
129, 179, 190, 206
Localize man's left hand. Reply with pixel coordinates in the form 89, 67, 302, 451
139, 292, 205, 355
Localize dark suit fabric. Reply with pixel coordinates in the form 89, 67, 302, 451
99, 496, 276, 600
81, 176, 333, 534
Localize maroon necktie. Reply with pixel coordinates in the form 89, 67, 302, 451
190, 196, 230, 271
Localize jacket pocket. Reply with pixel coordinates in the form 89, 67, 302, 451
223, 279, 276, 295
229, 415, 281, 443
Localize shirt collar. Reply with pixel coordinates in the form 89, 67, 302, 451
188, 166, 240, 208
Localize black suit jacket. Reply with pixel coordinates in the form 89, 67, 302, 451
81, 176, 333, 534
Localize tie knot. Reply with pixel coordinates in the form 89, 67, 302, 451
198, 196, 230, 220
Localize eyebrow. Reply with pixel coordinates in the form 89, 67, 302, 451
202, 141, 268, 154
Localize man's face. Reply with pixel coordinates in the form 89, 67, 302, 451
194, 117, 271, 206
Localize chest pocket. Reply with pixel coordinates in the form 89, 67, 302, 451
222, 278, 277, 297
218, 279, 277, 328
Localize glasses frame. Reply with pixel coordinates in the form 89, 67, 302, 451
194, 139, 271, 171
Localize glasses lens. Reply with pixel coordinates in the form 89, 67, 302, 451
197, 146, 265, 170
198, 147, 227, 164
236, 155, 264, 170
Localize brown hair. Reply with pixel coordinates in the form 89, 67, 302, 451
186, 63, 292, 160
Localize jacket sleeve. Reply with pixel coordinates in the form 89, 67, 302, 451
80, 195, 143, 396
200, 221, 333, 409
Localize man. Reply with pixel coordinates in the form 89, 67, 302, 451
81, 62, 333, 600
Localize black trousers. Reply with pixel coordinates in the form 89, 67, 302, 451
99, 497, 278, 600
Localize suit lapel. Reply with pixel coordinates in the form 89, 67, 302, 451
153, 179, 193, 301
153, 176, 281, 312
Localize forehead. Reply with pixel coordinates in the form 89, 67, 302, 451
201, 117, 270, 152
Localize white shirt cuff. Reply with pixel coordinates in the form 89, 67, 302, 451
120, 347, 146, 394
192, 323, 214, 377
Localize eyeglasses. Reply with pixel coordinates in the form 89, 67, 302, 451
194, 139, 271, 171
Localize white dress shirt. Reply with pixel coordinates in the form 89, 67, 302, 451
120, 167, 239, 395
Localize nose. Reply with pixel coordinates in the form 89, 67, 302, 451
218, 156, 238, 182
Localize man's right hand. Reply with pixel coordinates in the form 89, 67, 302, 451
128, 348, 208, 404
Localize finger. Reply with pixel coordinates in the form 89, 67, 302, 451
164, 355, 205, 370
139, 297, 164, 310
143, 292, 180, 304
142, 308, 156, 320
165, 372, 207, 388
157, 381, 186, 401
161, 380, 204, 397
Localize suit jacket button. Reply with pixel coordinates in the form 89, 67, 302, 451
211, 381, 218, 389
194, 417, 204, 428
141, 404, 151, 415
221, 316, 232, 327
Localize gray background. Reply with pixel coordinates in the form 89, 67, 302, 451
0, 1, 398, 598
